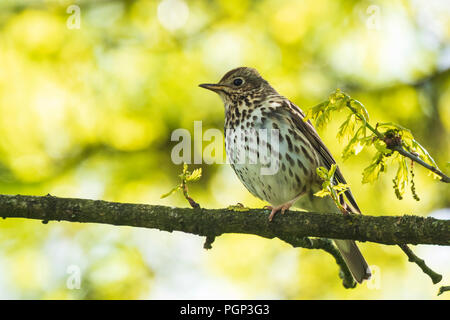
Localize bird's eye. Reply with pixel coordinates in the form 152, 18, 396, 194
233, 78, 244, 86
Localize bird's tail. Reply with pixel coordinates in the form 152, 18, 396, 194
295, 191, 371, 283
334, 239, 371, 283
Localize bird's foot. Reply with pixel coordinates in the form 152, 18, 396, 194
339, 204, 353, 216
264, 201, 294, 222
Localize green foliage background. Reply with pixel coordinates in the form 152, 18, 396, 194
0, 0, 449, 299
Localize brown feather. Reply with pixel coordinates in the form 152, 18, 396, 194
283, 101, 362, 213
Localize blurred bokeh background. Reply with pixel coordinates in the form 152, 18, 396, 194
0, 0, 449, 299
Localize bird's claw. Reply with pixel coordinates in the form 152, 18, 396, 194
266, 203, 292, 222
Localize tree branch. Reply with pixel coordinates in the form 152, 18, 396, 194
0, 194, 448, 289
438, 286, 450, 296
1, 194, 448, 245
345, 101, 450, 184
390, 145, 450, 183
398, 244, 443, 284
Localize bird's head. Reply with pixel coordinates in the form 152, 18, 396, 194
199, 67, 277, 105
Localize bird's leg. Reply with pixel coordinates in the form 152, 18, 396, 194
265, 196, 301, 222
340, 203, 353, 216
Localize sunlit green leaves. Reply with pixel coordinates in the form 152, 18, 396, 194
393, 157, 408, 200
304, 89, 350, 129
306, 90, 373, 160
185, 168, 202, 182
304, 101, 331, 129
316, 165, 334, 181
160, 185, 182, 199
337, 113, 357, 142
408, 140, 440, 179
375, 123, 439, 177
349, 99, 370, 123
161, 163, 202, 199
341, 126, 368, 160
180, 163, 202, 182
314, 165, 349, 212
362, 152, 387, 183
305, 89, 443, 200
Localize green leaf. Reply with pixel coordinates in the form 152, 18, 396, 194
342, 130, 364, 160
316, 166, 329, 180
160, 185, 181, 199
411, 140, 439, 167
333, 183, 349, 193
377, 122, 410, 132
179, 162, 189, 179
362, 153, 386, 183
186, 168, 202, 182
328, 89, 347, 109
373, 139, 390, 154
303, 101, 327, 122
350, 99, 370, 123
337, 114, 357, 141
315, 110, 330, 128
314, 189, 330, 198
394, 158, 408, 197
328, 164, 337, 180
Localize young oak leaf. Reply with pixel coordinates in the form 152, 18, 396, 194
303, 101, 328, 124
394, 157, 409, 198
337, 114, 357, 142
342, 129, 365, 160
161, 163, 202, 201
362, 153, 387, 183
333, 183, 350, 195
306, 90, 443, 201
314, 189, 330, 198
410, 140, 440, 178
327, 163, 338, 180
314, 165, 349, 213
160, 185, 182, 199
186, 168, 202, 182
350, 99, 370, 123
316, 166, 330, 180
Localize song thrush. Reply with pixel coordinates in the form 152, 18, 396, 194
199, 67, 371, 283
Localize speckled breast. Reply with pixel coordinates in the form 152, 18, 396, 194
224, 99, 318, 206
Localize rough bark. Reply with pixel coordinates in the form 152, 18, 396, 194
0, 194, 448, 246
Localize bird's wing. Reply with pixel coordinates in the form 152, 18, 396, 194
280, 100, 362, 214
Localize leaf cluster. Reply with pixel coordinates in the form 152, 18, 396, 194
314, 164, 349, 212
305, 90, 441, 200
161, 163, 202, 199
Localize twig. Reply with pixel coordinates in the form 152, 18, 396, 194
348, 100, 446, 284
391, 145, 450, 183
307, 238, 356, 288
398, 244, 443, 284
203, 235, 216, 249
1, 194, 448, 288
161, 163, 202, 208
1, 194, 448, 245
181, 179, 200, 209
275, 234, 357, 288
346, 101, 450, 183
437, 286, 450, 296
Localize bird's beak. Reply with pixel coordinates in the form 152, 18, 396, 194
199, 83, 227, 93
